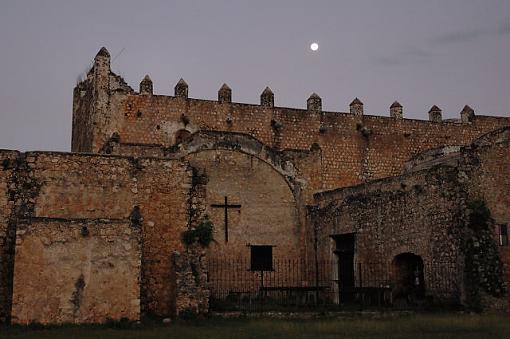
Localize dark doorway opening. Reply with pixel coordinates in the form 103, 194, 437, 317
332, 233, 355, 304
392, 253, 425, 304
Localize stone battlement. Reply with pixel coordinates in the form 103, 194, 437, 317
93, 49, 479, 124
72, 47, 510, 191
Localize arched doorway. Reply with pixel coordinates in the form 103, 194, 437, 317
392, 253, 425, 303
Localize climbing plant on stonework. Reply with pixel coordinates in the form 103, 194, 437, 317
181, 217, 214, 247
467, 199, 493, 231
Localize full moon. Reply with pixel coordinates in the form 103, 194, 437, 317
310, 42, 319, 51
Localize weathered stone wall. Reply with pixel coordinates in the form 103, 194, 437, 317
0, 150, 19, 323
11, 220, 140, 324
134, 157, 192, 317
72, 48, 134, 153
312, 128, 510, 308
313, 165, 467, 301
106, 94, 510, 192
462, 128, 510, 308
173, 246, 209, 316
187, 149, 302, 260
29, 152, 192, 318
0, 150, 193, 323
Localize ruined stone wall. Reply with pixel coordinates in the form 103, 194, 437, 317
0, 150, 19, 323
312, 129, 510, 308
134, 157, 192, 317
313, 165, 467, 300
0, 151, 192, 322
29, 152, 192, 318
463, 128, 510, 306
11, 220, 140, 324
72, 48, 133, 153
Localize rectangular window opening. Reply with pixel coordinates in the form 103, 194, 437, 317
250, 245, 273, 271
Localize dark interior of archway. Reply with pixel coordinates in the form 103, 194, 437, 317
392, 253, 425, 302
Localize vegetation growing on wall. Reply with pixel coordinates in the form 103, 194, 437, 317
181, 217, 214, 247
464, 199, 505, 311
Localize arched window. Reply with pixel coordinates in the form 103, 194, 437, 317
174, 129, 191, 145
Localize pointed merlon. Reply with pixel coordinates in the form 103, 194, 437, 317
262, 86, 273, 94
96, 47, 110, 58
93, 46, 111, 72
428, 105, 442, 122
139, 75, 153, 95
307, 93, 322, 111
461, 105, 474, 113
174, 78, 188, 98
218, 83, 232, 103
390, 101, 403, 119
177, 78, 188, 86
350, 97, 363, 106
461, 105, 475, 123
429, 105, 441, 113
350, 98, 364, 115
260, 86, 274, 107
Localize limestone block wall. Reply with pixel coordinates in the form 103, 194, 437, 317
27, 152, 193, 318
108, 93, 510, 192
0, 150, 193, 323
11, 220, 140, 324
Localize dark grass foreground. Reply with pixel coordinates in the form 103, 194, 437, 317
1, 314, 510, 339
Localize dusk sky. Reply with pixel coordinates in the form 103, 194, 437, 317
1, 0, 510, 152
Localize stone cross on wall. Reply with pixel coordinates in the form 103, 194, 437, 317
210, 196, 241, 243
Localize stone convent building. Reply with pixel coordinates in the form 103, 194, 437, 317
1, 47, 510, 324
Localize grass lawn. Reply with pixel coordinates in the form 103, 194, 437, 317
1, 314, 510, 339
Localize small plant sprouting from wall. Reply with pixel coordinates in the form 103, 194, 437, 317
181, 217, 214, 247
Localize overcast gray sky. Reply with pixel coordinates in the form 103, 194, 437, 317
1, 0, 510, 151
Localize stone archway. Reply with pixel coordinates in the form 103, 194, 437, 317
391, 253, 425, 303
185, 149, 302, 260
167, 132, 319, 311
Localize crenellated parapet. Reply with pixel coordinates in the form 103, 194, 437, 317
78, 48, 495, 125
72, 48, 510, 180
